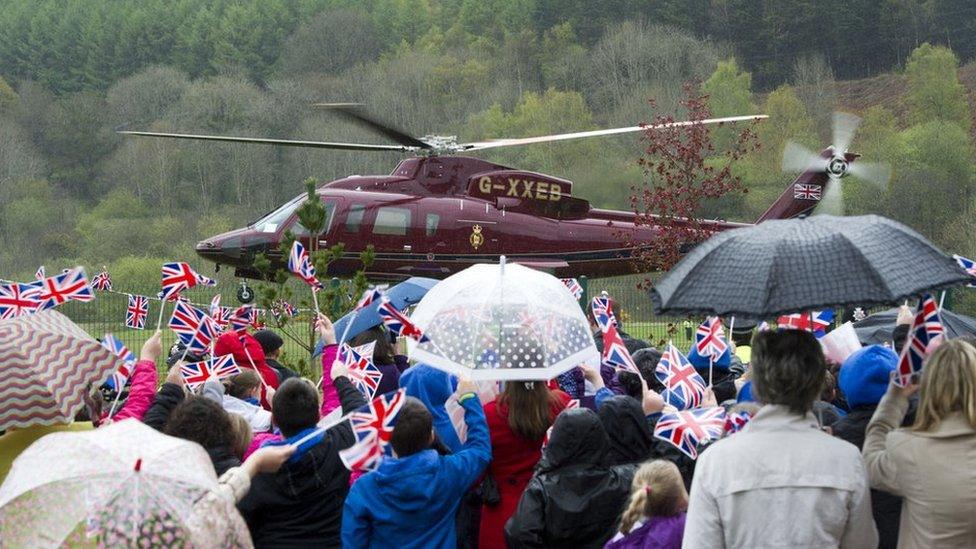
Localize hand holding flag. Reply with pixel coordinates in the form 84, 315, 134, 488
895, 294, 944, 387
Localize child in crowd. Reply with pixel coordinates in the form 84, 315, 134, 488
605, 460, 688, 549
341, 381, 491, 548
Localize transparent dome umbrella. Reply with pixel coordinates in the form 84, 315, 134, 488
407, 257, 599, 381
0, 419, 251, 548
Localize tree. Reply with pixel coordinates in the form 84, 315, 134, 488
702, 57, 755, 149
278, 9, 383, 76
631, 84, 760, 279
905, 43, 970, 127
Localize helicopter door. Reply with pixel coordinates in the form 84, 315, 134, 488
364, 203, 420, 274
454, 198, 498, 257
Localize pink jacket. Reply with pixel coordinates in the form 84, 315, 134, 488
320, 344, 341, 416
108, 359, 158, 422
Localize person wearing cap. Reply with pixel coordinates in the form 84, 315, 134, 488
833, 345, 915, 549
252, 329, 298, 384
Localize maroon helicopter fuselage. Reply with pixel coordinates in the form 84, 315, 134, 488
197, 154, 839, 280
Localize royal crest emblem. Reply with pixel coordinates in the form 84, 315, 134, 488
470, 224, 484, 250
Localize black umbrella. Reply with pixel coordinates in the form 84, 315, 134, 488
651, 215, 972, 318
853, 307, 976, 345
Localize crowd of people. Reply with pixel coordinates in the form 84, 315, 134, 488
2, 303, 976, 548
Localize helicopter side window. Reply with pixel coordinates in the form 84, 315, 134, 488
346, 205, 366, 233
290, 201, 336, 236
373, 207, 411, 236
425, 214, 440, 236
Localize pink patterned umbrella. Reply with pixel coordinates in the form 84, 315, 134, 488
0, 310, 120, 430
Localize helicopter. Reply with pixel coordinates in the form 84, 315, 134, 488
120, 107, 888, 281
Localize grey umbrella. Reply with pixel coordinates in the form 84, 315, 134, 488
853, 307, 976, 345
650, 215, 972, 318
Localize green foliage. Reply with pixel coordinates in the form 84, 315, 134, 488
703, 58, 755, 116
905, 43, 971, 127
0, 76, 17, 112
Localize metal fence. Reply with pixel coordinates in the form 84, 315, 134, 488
55, 275, 703, 368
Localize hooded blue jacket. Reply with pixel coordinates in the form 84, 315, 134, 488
399, 364, 462, 452
341, 395, 491, 549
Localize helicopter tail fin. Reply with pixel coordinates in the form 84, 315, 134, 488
754, 169, 831, 224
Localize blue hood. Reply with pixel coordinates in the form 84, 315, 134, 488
399, 364, 461, 452
839, 345, 897, 408
688, 343, 731, 370
372, 449, 441, 512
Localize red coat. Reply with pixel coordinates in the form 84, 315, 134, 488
479, 389, 570, 549
213, 331, 279, 409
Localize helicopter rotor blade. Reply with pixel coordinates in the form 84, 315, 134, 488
818, 176, 845, 216
781, 140, 829, 173
116, 131, 419, 152
458, 114, 768, 151
832, 111, 861, 154
848, 160, 892, 189
313, 103, 432, 149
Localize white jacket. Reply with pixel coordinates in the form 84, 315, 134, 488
202, 380, 273, 432
683, 404, 878, 548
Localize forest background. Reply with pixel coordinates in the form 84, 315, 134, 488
3, 0, 976, 310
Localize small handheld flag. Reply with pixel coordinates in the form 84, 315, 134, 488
339, 342, 384, 400
180, 355, 241, 390
288, 241, 323, 290
161, 262, 215, 302
590, 295, 616, 333
653, 406, 727, 459
229, 305, 257, 332
724, 410, 751, 434
125, 295, 149, 330
339, 389, 407, 471
168, 301, 218, 352
655, 343, 707, 410
695, 317, 728, 360
777, 310, 834, 338
560, 278, 584, 300
35, 266, 45, 280
602, 323, 639, 373
953, 254, 976, 287
895, 294, 944, 387
0, 283, 42, 320
101, 334, 138, 390
378, 298, 429, 343
34, 268, 93, 309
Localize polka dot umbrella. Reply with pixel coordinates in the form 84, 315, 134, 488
407, 257, 599, 381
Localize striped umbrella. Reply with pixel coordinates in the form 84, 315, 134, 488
0, 310, 120, 431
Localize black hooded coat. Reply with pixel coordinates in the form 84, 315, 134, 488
504, 409, 636, 549
597, 395, 655, 466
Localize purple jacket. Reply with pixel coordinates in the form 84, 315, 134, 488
604, 514, 686, 549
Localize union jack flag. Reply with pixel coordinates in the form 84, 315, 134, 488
339, 389, 407, 471
0, 283, 42, 320
101, 334, 137, 390
90, 270, 112, 291
229, 305, 257, 331
653, 406, 727, 459
33, 268, 93, 309
378, 298, 429, 343
953, 254, 976, 288
655, 343, 706, 410
339, 342, 384, 400
271, 300, 298, 322
695, 317, 728, 360
590, 295, 616, 333
895, 294, 944, 387
560, 278, 584, 300
125, 294, 149, 330
161, 262, 215, 302
793, 183, 822, 200
35, 266, 45, 280
602, 323, 639, 373
288, 241, 323, 290
179, 355, 241, 390
777, 310, 834, 338
724, 410, 752, 434
356, 287, 386, 310
168, 301, 218, 352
